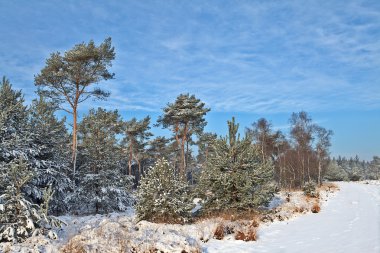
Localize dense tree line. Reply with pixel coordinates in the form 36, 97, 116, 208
325, 155, 380, 181
1, 38, 376, 242
245, 113, 334, 189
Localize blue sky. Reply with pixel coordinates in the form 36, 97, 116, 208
0, 0, 379, 160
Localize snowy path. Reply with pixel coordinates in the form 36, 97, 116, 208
205, 182, 380, 253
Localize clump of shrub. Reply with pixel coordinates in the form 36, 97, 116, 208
311, 203, 321, 213
135, 158, 193, 224
212, 219, 259, 242
234, 223, 257, 241
61, 240, 87, 253
213, 223, 225, 240
303, 181, 318, 198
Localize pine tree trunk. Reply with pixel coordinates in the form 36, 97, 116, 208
72, 107, 78, 177
129, 140, 133, 176
138, 159, 141, 180
181, 140, 185, 177
181, 124, 188, 178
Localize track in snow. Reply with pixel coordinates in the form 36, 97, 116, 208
205, 182, 380, 253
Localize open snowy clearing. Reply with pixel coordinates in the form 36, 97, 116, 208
206, 181, 380, 253
1, 181, 378, 253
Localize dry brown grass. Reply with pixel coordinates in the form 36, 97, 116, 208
320, 182, 339, 192
60, 239, 87, 253
234, 231, 246, 240
311, 203, 321, 213
245, 227, 257, 241
2, 244, 12, 253
181, 249, 202, 253
197, 209, 261, 222
294, 206, 306, 213
147, 214, 188, 225
213, 223, 225, 240
234, 225, 257, 241
250, 218, 260, 228
211, 217, 260, 242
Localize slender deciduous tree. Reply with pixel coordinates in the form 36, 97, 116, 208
246, 118, 283, 161
315, 126, 333, 185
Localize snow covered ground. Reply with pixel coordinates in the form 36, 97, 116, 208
1, 181, 378, 252
206, 181, 380, 253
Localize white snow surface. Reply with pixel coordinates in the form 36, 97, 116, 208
1, 182, 379, 253
206, 182, 380, 253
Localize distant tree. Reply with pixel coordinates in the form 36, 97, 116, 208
324, 160, 348, 181
197, 117, 275, 213
289, 112, 314, 150
157, 94, 210, 177
246, 118, 283, 161
278, 111, 333, 188
288, 112, 316, 187
369, 156, 380, 180
72, 108, 133, 214
196, 132, 217, 166
34, 38, 115, 174
336, 155, 377, 181
122, 116, 153, 178
246, 118, 289, 186
147, 136, 171, 160
136, 158, 193, 223
314, 126, 333, 185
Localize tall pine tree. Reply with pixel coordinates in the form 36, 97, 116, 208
157, 94, 210, 178
35, 38, 115, 172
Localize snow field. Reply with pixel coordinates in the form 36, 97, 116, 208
3, 182, 378, 253
206, 181, 380, 253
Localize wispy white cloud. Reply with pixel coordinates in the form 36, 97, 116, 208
0, 0, 379, 114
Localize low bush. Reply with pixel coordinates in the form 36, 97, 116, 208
303, 181, 318, 198
234, 226, 257, 241
135, 159, 193, 224
311, 203, 321, 213
213, 223, 225, 240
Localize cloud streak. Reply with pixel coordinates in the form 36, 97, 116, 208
0, 0, 379, 114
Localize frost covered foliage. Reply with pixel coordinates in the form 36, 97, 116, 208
0, 159, 63, 243
302, 181, 318, 197
324, 160, 349, 181
198, 118, 276, 213
70, 171, 134, 214
28, 96, 72, 214
136, 158, 193, 223
0, 77, 33, 167
71, 108, 134, 214
0, 78, 72, 215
